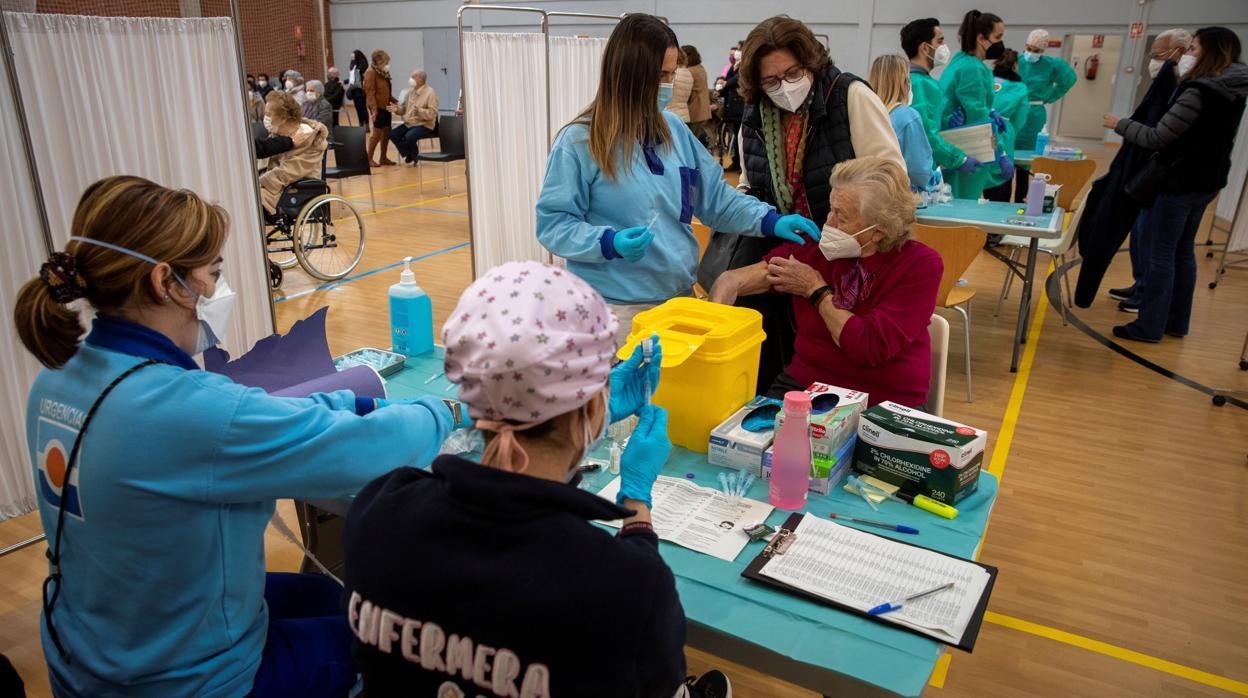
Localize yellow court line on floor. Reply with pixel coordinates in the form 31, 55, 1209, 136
931, 264, 1053, 689
356, 191, 467, 219
985, 612, 1248, 695
346, 171, 466, 200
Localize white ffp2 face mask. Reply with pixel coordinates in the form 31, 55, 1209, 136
263, 115, 273, 131
1178, 54, 1197, 76
819, 224, 876, 261
766, 73, 813, 112
931, 43, 952, 68
181, 277, 237, 354
1148, 59, 1165, 79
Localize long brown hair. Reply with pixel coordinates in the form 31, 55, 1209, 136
738, 16, 832, 105
1185, 26, 1242, 82
14, 176, 228, 369
575, 14, 677, 181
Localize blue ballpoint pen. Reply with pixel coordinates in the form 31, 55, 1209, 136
828, 512, 918, 534
868, 582, 955, 616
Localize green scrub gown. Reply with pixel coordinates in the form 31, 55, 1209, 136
1017, 55, 1077, 150
985, 77, 1030, 188
910, 67, 965, 171
940, 52, 996, 199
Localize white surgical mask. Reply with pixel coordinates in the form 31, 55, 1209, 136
381, 64, 390, 72
765, 73, 813, 112
819, 223, 876, 261
732, 49, 742, 61
1178, 54, 1196, 76
657, 82, 674, 110
409, 77, 417, 88
263, 115, 273, 131
257, 79, 268, 87
307, 92, 319, 101
285, 80, 295, 90
1022, 51, 1042, 64
931, 43, 951, 68
66, 237, 236, 354
1148, 59, 1165, 79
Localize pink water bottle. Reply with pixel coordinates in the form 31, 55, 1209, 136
769, 391, 812, 510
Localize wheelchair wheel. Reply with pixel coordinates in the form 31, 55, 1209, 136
266, 220, 299, 270
292, 194, 366, 281
268, 261, 283, 289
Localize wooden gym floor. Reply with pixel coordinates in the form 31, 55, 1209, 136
2, 137, 1246, 697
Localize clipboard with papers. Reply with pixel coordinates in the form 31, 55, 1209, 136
742, 512, 997, 651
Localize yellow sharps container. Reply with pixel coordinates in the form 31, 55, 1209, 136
616, 298, 765, 453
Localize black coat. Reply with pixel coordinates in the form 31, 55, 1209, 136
343, 456, 687, 698
1073, 63, 1179, 307
324, 77, 345, 109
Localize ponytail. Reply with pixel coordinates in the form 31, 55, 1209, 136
14, 276, 85, 369
959, 10, 1002, 54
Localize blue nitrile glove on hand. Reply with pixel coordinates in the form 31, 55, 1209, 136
609, 225, 654, 262
608, 336, 663, 424
989, 110, 1007, 134
616, 405, 672, 508
948, 107, 966, 129
957, 156, 983, 174
771, 214, 821, 245
997, 153, 1015, 181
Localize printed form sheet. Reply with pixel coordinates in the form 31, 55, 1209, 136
760, 513, 990, 644
597, 476, 774, 562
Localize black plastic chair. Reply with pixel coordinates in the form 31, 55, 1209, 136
322, 126, 375, 212
416, 114, 465, 193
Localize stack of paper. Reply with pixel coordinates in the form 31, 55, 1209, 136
937, 123, 995, 164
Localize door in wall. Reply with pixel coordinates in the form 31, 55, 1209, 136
422, 28, 461, 116
1057, 33, 1124, 140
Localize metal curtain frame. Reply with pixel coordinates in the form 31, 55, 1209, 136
455, 4, 627, 279
0, 10, 55, 255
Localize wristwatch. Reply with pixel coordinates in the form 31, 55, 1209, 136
808, 285, 833, 307
441, 398, 465, 428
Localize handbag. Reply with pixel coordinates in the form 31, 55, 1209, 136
1124, 151, 1174, 207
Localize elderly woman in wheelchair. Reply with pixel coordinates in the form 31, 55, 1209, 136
259, 91, 365, 287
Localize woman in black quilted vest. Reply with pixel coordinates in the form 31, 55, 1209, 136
699, 16, 905, 392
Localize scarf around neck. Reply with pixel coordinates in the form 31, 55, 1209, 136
760, 95, 812, 217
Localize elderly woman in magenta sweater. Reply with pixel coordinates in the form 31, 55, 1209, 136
710, 157, 943, 407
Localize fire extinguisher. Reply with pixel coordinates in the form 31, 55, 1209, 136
1085, 54, 1099, 80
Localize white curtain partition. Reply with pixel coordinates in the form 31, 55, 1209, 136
1215, 111, 1248, 228
3, 13, 274, 359
0, 52, 46, 519
547, 35, 608, 143
462, 31, 607, 275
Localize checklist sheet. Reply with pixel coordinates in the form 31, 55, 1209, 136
759, 513, 991, 645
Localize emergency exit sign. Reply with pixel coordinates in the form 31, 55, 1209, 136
1092, 34, 1105, 49
1130, 22, 1145, 39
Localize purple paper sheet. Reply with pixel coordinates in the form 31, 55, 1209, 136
204, 307, 385, 399
271, 365, 386, 399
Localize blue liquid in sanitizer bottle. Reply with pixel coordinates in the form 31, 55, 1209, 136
1034, 127, 1050, 157
389, 256, 434, 356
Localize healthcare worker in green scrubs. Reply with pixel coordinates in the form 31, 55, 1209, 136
902, 18, 976, 180
984, 50, 1031, 201
1016, 28, 1078, 150
940, 9, 1010, 199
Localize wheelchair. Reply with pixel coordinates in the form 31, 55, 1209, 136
265, 178, 366, 288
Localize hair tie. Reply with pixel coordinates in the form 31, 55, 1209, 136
476, 418, 542, 474
40, 252, 88, 304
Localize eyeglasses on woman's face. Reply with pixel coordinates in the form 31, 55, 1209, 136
759, 64, 806, 91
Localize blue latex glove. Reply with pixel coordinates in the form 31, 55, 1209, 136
608, 336, 663, 424
771, 214, 820, 245
957, 156, 983, 174
616, 405, 672, 508
989, 110, 1008, 134
611, 226, 654, 262
947, 107, 966, 129
997, 154, 1015, 181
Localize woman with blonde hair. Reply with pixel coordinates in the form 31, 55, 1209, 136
363, 48, 397, 166
710, 157, 942, 407
259, 91, 328, 214
536, 13, 818, 342
870, 53, 935, 191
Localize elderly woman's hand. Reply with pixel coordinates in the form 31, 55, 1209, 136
290, 124, 313, 147
766, 256, 825, 298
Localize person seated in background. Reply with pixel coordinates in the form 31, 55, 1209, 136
388, 69, 439, 166
246, 80, 265, 123
259, 91, 328, 215
343, 261, 731, 698
869, 54, 934, 192
283, 70, 308, 106
256, 72, 273, 98
324, 67, 345, 125
710, 157, 942, 408
302, 79, 334, 132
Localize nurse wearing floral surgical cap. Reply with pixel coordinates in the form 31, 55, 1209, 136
342, 262, 734, 698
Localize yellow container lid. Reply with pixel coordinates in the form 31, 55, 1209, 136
617, 298, 765, 367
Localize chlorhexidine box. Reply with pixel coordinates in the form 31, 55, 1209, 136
853, 402, 987, 505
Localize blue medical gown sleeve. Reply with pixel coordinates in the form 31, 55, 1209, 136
206, 384, 454, 503
535, 137, 614, 263
894, 108, 934, 191
688, 127, 773, 235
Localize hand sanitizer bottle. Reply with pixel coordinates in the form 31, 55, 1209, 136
389, 256, 434, 356
1035, 126, 1050, 156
